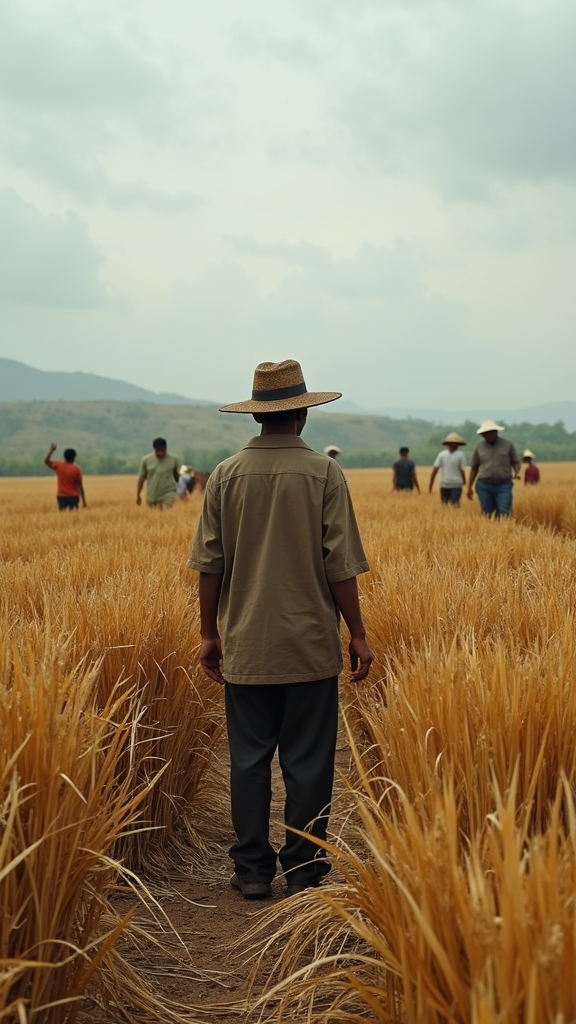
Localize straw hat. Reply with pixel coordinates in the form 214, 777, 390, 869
476, 419, 504, 434
179, 465, 190, 475
523, 449, 535, 459
442, 432, 466, 446
323, 444, 341, 454
219, 359, 341, 414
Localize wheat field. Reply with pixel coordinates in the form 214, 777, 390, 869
2, 463, 576, 1022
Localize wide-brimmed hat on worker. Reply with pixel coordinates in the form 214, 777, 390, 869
522, 449, 535, 459
476, 419, 504, 434
179, 465, 190, 475
323, 444, 341, 454
442, 432, 466, 446
220, 359, 341, 413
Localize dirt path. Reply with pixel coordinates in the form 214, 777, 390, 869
121, 740, 355, 1023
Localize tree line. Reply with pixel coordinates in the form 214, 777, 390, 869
1, 419, 575, 478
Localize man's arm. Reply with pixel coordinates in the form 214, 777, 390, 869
429, 467, 439, 493
412, 468, 421, 494
509, 443, 521, 480
136, 475, 146, 506
328, 577, 373, 682
198, 572, 225, 683
78, 477, 87, 508
392, 469, 397, 492
467, 466, 479, 499
44, 442, 57, 467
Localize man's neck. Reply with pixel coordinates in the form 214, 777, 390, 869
260, 423, 299, 436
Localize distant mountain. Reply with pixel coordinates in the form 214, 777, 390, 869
0, 358, 215, 406
1, 358, 574, 432
326, 400, 576, 432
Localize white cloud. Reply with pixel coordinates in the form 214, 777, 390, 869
0, 1, 229, 205
0, 188, 118, 307
158, 240, 473, 404
229, 24, 322, 68
313, 0, 576, 191
0, 2, 171, 109
0, 0, 574, 413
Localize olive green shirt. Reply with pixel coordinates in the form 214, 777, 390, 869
188, 435, 369, 684
470, 437, 520, 482
138, 452, 179, 504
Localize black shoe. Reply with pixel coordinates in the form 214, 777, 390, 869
285, 883, 309, 897
230, 872, 272, 900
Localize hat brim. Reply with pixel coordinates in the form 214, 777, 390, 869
219, 391, 342, 414
476, 422, 504, 434
442, 440, 466, 445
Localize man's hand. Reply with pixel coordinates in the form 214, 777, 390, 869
199, 636, 225, 684
348, 636, 373, 683
136, 496, 142, 506
49, 442, 57, 452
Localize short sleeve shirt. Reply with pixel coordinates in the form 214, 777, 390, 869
433, 449, 466, 487
189, 435, 369, 684
524, 463, 540, 483
393, 459, 415, 489
47, 460, 82, 497
138, 452, 179, 503
470, 437, 520, 482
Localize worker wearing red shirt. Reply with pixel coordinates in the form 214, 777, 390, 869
523, 450, 540, 485
44, 442, 87, 510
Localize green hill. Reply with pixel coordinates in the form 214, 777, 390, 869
1, 401, 574, 476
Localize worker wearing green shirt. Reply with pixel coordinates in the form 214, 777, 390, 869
136, 437, 180, 508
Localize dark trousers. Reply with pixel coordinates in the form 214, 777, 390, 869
440, 486, 462, 505
57, 496, 79, 510
224, 678, 338, 886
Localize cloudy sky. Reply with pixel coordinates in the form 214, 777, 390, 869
1, 0, 575, 411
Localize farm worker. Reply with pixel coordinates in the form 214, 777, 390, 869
428, 432, 467, 506
392, 447, 420, 493
522, 450, 540, 485
189, 359, 373, 900
44, 442, 87, 511
323, 444, 341, 459
176, 465, 195, 498
467, 420, 521, 518
136, 437, 180, 509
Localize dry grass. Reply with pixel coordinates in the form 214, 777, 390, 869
1, 479, 224, 872
0, 637, 211, 1023
3, 465, 576, 1023
246, 464, 576, 1024
250, 763, 576, 1024
1, 478, 224, 1020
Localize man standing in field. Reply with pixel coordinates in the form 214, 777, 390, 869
467, 420, 521, 517
44, 442, 87, 511
429, 432, 467, 506
176, 465, 196, 498
136, 437, 180, 509
523, 450, 541, 485
189, 359, 373, 900
392, 447, 420, 493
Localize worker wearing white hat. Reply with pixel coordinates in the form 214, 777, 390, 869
429, 432, 467, 506
323, 445, 341, 459
467, 421, 521, 518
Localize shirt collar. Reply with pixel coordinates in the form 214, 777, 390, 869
243, 435, 314, 451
